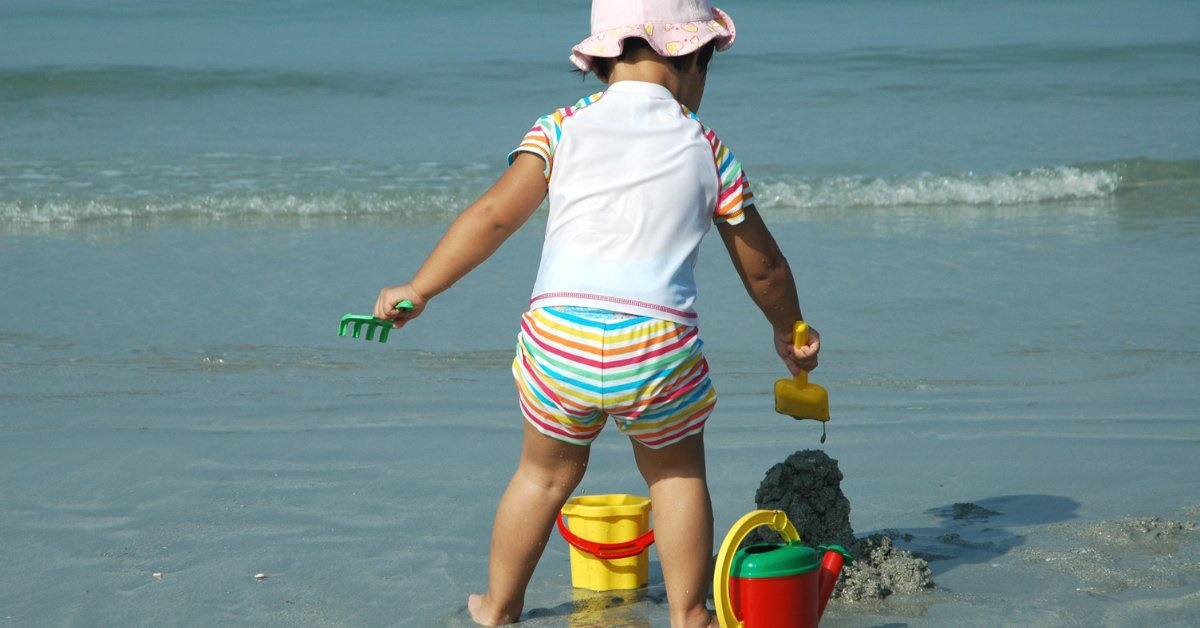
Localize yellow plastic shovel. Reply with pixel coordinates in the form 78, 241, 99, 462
774, 321, 830, 442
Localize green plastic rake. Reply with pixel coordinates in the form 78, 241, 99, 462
339, 300, 413, 344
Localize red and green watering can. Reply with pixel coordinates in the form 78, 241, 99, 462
555, 498, 852, 625
714, 510, 852, 628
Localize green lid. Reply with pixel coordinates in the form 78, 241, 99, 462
730, 541, 819, 579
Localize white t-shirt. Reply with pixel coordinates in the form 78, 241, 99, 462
510, 81, 754, 325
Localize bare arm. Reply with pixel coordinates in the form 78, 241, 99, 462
717, 204, 819, 374
374, 153, 548, 325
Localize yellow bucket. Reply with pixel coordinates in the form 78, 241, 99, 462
557, 494, 655, 591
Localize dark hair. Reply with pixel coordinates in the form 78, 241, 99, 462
581, 37, 717, 83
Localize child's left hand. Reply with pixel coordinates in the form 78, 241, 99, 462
374, 285, 425, 328
776, 324, 819, 375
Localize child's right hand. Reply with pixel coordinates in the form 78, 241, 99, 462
776, 323, 820, 376
374, 284, 425, 328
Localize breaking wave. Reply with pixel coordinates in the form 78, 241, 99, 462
2, 157, 1193, 229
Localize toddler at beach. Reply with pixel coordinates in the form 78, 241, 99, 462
372, 1, 818, 625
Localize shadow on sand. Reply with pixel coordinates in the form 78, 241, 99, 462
874, 494, 1080, 573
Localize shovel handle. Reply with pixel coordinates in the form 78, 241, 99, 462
793, 321, 810, 348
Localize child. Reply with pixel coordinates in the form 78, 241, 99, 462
373, 1, 819, 625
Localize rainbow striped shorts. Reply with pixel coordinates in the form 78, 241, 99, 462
512, 306, 717, 449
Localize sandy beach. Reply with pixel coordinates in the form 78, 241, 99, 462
3, 214, 1198, 626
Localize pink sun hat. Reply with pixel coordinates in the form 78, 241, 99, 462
570, 0, 737, 72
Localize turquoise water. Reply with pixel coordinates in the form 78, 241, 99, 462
2, 1, 1199, 626
3, 0, 1198, 216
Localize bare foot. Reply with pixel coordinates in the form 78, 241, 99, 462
467, 592, 520, 626
673, 607, 719, 628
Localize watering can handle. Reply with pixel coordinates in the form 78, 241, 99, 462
712, 510, 802, 628
555, 513, 656, 560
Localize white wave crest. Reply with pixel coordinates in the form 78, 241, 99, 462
756, 166, 1118, 209
0, 162, 1126, 230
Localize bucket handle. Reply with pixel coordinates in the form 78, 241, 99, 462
556, 512, 656, 560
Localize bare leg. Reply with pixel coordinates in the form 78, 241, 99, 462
631, 433, 718, 628
468, 421, 591, 626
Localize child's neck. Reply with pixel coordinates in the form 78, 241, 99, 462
609, 58, 679, 93
608, 57, 704, 111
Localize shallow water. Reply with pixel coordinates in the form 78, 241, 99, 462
3, 0, 1199, 625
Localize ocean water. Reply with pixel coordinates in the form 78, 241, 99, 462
2, 1, 1199, 626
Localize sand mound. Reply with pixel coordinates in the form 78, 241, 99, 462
752, 449, 935, 601
1016, 513, 1200, 595
1080, 515, 1196, 551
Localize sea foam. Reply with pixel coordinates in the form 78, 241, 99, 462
1, 158, 1170, 228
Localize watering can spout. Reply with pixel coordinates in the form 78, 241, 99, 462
816, 545, 852, 619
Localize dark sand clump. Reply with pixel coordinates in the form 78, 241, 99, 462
752, 449, 935, 601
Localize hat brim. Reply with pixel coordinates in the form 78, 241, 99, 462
570, 6, 736, 73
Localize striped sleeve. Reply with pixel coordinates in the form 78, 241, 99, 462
683, 107, 754, 225
508, 92, 604, 181
705, 128, 753, 225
